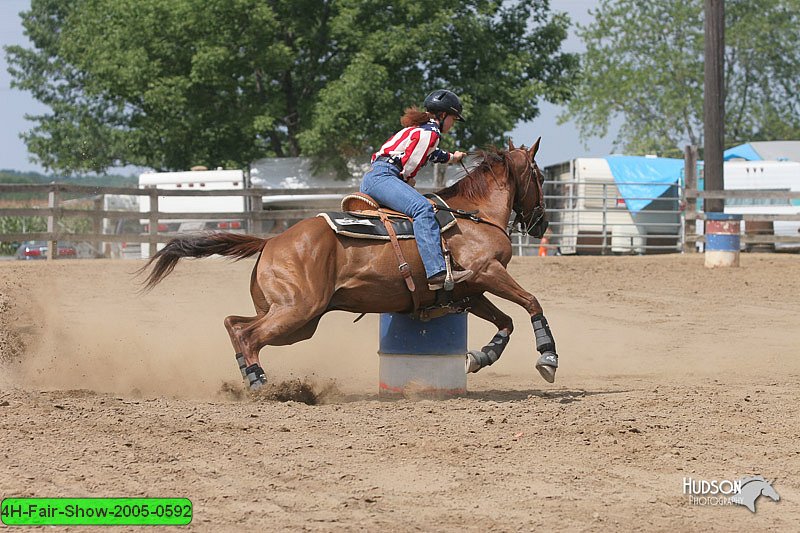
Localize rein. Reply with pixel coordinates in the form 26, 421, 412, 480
436, 203, 511, 239
450, 151, 543, 239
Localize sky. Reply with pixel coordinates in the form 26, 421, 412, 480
0, 0, 617, 175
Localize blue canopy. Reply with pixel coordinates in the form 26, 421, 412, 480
604, 156, 683, 212
723, 143, 763, 161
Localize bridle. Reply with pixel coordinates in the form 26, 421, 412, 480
511, 153, 546, 236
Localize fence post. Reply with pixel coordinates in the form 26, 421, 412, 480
148, 189, 159, 258
92, 195, 104, 258
47, 184, 59, 260
601, 183, 608, 254
683, 145, 698, 253
250, 193, 263, 235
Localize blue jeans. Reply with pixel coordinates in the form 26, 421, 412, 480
360, 161, 446, 278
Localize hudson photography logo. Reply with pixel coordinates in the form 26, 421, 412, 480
683, 476, 781, 512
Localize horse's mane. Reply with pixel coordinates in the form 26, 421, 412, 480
437, 147, 514, 202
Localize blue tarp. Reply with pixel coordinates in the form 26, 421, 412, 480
723, 143, 763, 161
604, 156, 683, 212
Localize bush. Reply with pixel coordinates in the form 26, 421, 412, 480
0, 216, 47, 255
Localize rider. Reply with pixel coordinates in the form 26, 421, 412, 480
360, 89, 474, 290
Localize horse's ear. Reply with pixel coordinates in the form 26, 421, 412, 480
529, 137, 541, 158
507, 138, 515, 151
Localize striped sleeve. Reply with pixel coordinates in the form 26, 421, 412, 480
401, 128, 438, 178
428, 148, 451, 164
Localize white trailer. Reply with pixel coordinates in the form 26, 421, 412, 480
139, 169, 247, 258
721, 160, 800, 250
546, 157, 681, 254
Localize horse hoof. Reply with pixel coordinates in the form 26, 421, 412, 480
536, 364, 557, 383
465, 351, 482, 373
535, 352, 558, 383
245, 363, 267, 391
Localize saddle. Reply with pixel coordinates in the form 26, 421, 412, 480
316, 193, 456, 240
317, 192, 462, 320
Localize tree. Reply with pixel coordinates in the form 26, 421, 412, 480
299, 1, 578, 174
564, 0, 800, 156
6, 0, 576, 175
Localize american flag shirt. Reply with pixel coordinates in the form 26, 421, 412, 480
371, 119, 452, 180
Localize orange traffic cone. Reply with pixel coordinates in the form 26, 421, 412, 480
538, 234, 550, 257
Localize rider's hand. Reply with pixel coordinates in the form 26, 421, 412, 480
451, 151, 466, 164
406, 177, 417, 187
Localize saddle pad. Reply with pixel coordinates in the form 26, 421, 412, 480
317, 194, 457, 240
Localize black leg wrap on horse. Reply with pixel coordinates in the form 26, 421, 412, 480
467, 331, 509, 372
244, 363, 267, 391
532, 313, 558, 383
235, 353, 247, 378
531, 313, 556, 354
481, 330, 510, 364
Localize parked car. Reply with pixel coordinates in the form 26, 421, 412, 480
15, 241, 78, 260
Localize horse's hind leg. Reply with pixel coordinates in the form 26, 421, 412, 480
224, 308, 325, 390
224, 315, 260, 379
465, 294, 514, 373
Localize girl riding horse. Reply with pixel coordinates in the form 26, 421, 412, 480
140, 138, 560, 391
361, 89, 473, 290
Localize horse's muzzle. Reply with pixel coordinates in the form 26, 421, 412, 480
529, 219, 548, 239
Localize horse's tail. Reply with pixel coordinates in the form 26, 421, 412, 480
138, 232, 268, 291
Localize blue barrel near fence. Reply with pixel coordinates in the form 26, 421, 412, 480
378, 313, 468, 398
705, 213, 742, 268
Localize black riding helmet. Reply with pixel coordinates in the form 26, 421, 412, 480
424, 89, 465, 122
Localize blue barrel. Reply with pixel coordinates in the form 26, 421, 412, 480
378, 313, 467, 397
705, 213, 742, 268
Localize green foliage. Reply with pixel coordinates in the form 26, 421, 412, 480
0, 169, 136, 202
565, 0, 800, 155
6, 0, 576, 175
299, 0, 578, 172
0, 214, 90, 256
0, 216, 46, 255
0, 169, 136, 187
0, 170, 136, 255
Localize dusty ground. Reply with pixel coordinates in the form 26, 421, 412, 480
1, 253, 798, 531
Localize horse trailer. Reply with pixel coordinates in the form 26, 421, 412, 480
544, 157, 682, 255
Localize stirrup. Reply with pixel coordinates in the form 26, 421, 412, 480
427, 269, 473, 290
443, 248, 455, 291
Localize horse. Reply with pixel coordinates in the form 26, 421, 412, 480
140, 138, 560, 391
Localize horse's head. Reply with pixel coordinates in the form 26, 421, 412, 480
509, 138, 548, 239
762, 483, 781, 502
732, 476, 781, 512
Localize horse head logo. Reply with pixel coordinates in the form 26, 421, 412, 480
730, 476, 780, 513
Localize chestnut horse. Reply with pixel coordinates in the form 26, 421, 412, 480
140, 138, 560, 390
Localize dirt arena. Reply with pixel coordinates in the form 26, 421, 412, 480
1, 253, 798, 531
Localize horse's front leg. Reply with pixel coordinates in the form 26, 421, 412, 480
465, 294, 514, 373
472, 261, 559, 383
